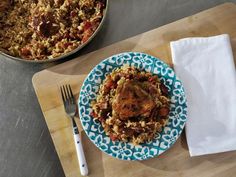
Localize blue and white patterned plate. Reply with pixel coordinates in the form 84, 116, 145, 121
78, 52, 187, 160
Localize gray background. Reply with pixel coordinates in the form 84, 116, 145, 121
0, 0, 235, 177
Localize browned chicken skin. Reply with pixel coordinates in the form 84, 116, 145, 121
112, 80, 155, 120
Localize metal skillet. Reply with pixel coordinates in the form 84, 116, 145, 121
0, 0, 108, 63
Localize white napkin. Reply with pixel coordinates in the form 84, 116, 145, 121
170, 34, 236, 156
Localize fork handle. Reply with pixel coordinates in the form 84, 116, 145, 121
73, 125, 88, 176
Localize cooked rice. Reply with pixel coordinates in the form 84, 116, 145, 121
0, 0, 106, 60
91, 65, 170, 145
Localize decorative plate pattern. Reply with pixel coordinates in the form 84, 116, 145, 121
78, 52, 187, 160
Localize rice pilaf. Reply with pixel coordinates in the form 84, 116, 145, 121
91, 65, 170, 145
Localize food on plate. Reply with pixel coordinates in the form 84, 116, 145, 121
0, 0, 106, 60
91, 65, 170, 145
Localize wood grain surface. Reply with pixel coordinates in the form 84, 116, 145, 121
32, 3, 236, 177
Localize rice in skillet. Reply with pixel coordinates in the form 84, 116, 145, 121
0, 0, 106, 60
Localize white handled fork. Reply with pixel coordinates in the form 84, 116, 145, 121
60, 85, 88, 176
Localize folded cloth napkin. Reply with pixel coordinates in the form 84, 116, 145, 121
170, 34, 236, 156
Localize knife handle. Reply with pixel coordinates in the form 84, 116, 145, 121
73, 126, 88, 176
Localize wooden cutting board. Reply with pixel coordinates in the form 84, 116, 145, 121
32, 3, 236, 177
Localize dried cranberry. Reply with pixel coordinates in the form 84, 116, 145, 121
63, 32, 70, 39
70, 11, 77, 18
160, 83, 168, 95
148, 76, 157, 83
98, 117, 105, 122
90, 111, 98, 118
21, 47, 31, 56
110, 134, 118, 141
123, 128, 134, 137
158, 107, 170, 117
63, 42, 73, 48
84, 21, 92, 31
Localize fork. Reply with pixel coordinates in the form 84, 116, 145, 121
60, 85, 88, 176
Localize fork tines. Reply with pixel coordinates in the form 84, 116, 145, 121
60, 84, 75, 105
